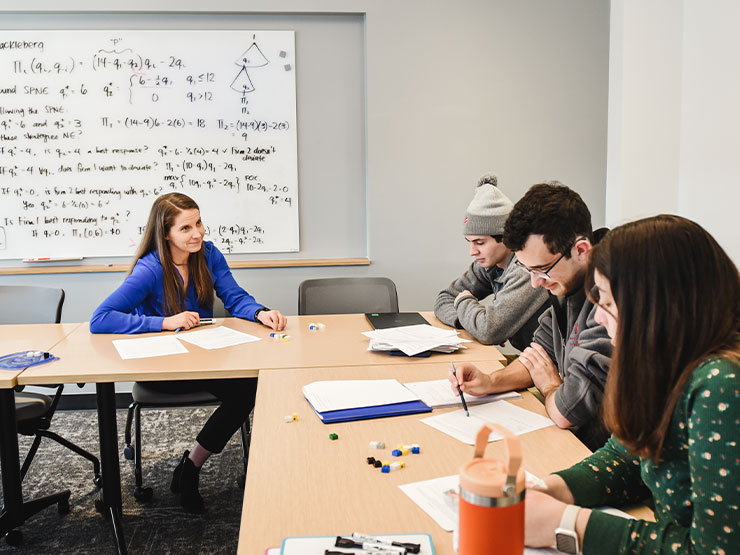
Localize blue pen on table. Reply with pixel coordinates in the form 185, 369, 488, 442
450, 362, 470, 417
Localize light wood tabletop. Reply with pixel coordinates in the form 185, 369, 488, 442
238, 362, 591, 555
17, 313, 505, 385
0, 323, 81, 388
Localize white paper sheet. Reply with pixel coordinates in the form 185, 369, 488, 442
362, 324, 471, 356
112, 335, 189, 360
398, 472, 544, 532
175, 326, 261, 350
403, 378, 521, 408
420, 400, 553, 445
400, 471, 634, 545
302, 379, 422, 412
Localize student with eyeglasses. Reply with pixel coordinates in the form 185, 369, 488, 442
449, 182, 612, 450
525, 215, 739, 555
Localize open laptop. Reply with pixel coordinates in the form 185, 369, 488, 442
365, 312, 430, 329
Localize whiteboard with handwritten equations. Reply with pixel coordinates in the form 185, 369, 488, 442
0, 30, 298, 259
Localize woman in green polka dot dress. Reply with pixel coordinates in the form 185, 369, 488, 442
524, 215, 739, 554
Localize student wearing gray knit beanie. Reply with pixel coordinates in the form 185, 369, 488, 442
463, 174, 513, 237
434, 174, 549, 351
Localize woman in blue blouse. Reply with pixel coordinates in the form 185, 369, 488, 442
91, 192, 286, 513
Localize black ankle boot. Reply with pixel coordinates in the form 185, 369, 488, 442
170, 450, 188, 494
171, 450, 206, 513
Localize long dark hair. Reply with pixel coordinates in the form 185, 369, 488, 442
130, 193, 213, 315
586, 215, 740, 461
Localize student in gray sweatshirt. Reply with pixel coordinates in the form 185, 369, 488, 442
449, 182, 612, 450
434, 174, 549, 351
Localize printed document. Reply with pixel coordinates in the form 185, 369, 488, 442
420, 400, 553, 445
175, 326, 261, 350
403, 378, 520, 408
113, 335, 189, 360
302, 379, 422, 412
363, 324, 471, 356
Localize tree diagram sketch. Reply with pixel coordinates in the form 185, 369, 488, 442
231, 37, 269, 94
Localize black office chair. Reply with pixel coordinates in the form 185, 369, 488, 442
122, 296, 251, 502
298, 277, 399, 315
0, 285, 101, 545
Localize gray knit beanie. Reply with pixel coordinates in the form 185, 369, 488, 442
463, 173, 514, 236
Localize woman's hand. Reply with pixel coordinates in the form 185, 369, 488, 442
257, 309, 287, 331
524, 489, 568, 548
162, 311, 200, 331
447, 362, 495, 396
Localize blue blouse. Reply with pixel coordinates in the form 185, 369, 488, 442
90, 241, 264, 334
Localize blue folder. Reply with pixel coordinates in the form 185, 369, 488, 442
306, 398, 432, 424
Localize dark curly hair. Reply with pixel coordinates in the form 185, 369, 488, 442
503, 181, 593, 257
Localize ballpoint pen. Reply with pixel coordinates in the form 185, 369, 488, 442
175, 318, 214, 334
450, 362, 470, 417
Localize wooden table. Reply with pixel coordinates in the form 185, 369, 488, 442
14, 313, 504, 554
18, 313, 504, 385
0, 323, 82, 545
237, 362, 588, 555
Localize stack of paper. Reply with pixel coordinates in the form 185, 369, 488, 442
302, 379, 432, 423
362, 324, 471, 356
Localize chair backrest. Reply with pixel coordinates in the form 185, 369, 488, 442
0, 285, 65, 324
298, 277, 399, 315
212, 295, 231, 318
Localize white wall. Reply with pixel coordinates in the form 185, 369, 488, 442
0, 0, 611, 321
607, 1, 740, 263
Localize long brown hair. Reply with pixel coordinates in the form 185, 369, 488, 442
585, 215, 740, 461
130, 193, 213, 315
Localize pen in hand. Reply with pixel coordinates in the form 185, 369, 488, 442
175, 318, 214, 334
450, 362, 470, 417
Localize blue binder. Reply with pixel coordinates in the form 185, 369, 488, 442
306, 398, 432, 424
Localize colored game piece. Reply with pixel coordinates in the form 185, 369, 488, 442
329, 433, 339, 440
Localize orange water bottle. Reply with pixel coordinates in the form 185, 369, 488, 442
458, 422, 525, 555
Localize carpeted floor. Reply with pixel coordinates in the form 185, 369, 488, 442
0, 407, 246, 554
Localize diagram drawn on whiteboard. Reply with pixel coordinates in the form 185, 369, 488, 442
231, 36, 269, 94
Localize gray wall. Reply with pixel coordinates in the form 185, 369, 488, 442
0, 0, 610, 322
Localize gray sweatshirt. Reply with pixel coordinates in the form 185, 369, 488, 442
434, 253, 550, 351
534, 287, 612, 450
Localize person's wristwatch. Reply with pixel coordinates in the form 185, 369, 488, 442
554, 504, 581, 554
254, 307, 269, 321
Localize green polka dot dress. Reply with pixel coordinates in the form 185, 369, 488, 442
556, 356, 739, 554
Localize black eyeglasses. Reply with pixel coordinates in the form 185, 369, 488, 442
516, 238, 582, 280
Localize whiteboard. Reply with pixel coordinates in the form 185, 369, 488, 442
0, 30, 299, 259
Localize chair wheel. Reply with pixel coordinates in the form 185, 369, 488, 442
58, 497, 70, 515
4, 530, 23, 546
123, 445, 134, 460
93, 474, 102, 488
134, 486, 153, 503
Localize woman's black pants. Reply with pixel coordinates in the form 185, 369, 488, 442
143, 377, 257, 453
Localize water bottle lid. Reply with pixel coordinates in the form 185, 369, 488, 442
460, 458, 525, 499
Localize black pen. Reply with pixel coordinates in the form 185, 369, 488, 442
450, 362, 470, 417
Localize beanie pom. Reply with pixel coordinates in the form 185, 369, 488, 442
477, 173, 498, 188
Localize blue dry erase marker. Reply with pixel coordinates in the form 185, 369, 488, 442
174, 327, 183, 334
450, 362, 470, 417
